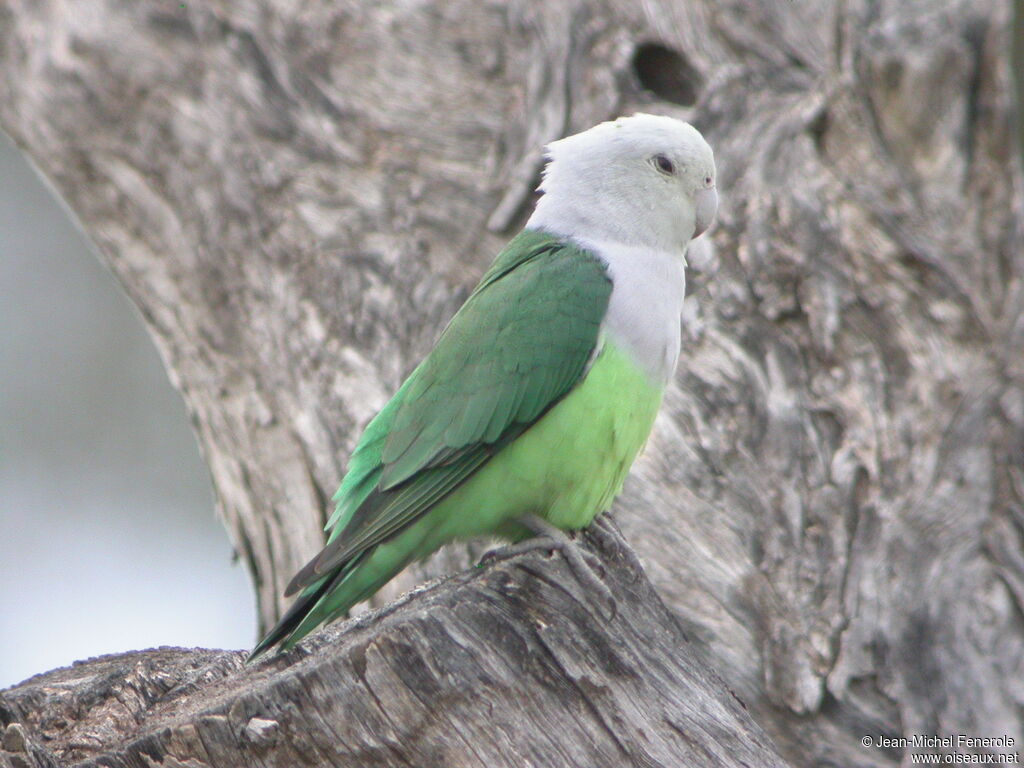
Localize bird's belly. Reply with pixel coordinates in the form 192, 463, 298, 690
422, 339, 663, 546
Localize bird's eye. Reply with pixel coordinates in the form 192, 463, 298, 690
653, 154, 676, 175
704, 175, 713, 186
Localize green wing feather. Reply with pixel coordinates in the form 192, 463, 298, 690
284, 229, 612, 598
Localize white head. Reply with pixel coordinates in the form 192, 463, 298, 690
527, 113, 718, 255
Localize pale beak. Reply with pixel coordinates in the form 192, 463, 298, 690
693, 186, 719, 238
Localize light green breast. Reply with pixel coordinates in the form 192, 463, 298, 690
408, 336, 664, 553
279, 338, 664, 635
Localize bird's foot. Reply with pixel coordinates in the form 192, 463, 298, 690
586, 511, 619, 541
480, 514, 617, 620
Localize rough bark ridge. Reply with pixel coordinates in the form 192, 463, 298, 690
0, 525, 789, 768
1, 0, 1022, 766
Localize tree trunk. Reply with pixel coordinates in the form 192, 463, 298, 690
1, 0, 1021, 766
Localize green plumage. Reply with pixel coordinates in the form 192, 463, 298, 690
247, 110, 721, 659
251, 230, 623, 657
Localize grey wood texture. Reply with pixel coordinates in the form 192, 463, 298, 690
1, 0, 1022, 765
0, 525, 790, 768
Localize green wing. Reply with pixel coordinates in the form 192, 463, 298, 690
285, 229, 612, 595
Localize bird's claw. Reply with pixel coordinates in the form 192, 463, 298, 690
478, 515, 617, 620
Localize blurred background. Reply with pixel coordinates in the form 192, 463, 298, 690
0, 133, 253, 688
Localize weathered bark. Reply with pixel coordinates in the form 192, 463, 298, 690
0, 524, 789, 768
1, 0, 1022, 766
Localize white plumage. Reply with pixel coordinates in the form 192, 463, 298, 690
527, 113, 718, 383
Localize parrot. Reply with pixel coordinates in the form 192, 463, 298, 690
250, 113, 718, 658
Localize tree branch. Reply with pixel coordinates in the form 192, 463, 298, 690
0, 525, 790, 768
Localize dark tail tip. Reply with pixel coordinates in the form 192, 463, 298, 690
247, 576, 332, 662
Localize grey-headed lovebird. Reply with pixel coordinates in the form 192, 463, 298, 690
251, 113, 718, 658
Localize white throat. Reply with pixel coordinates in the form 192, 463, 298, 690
549, 229, 686, 387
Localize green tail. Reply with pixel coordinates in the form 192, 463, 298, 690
247, 573, 335, 660
247, 546, 412, 661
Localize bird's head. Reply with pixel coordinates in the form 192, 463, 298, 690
528, 113, 717, 255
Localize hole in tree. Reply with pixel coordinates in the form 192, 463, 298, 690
632, 42, 703, 107
808, 107, 830, 156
